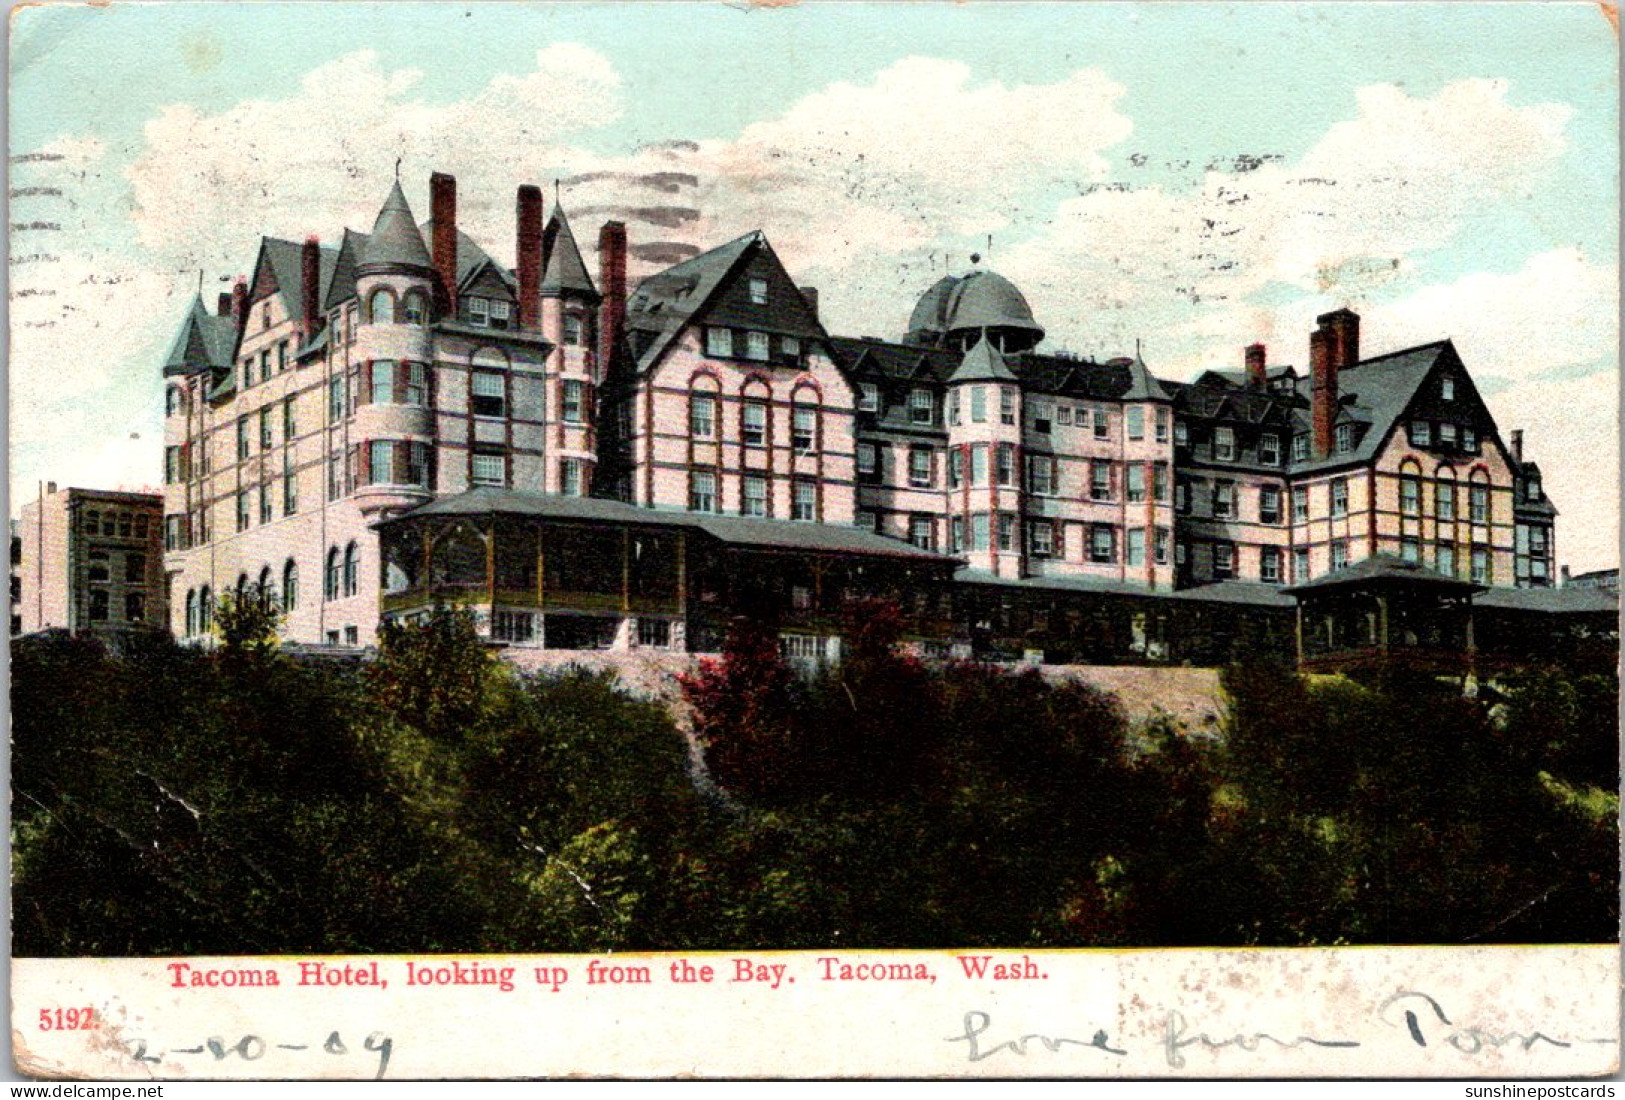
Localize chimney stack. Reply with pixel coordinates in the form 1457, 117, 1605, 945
232, 277, 249, 332
301, 235, 322, 340
597, 220, 628, 376
1310, 326, 1336, 457
1244, 342, 1266, 387
1510, 429, 1524, 464
217, 292, 234, 317
799, 286, 820, 322
430, 172, 458, 314
1318, 308, 1360, 371
517, 185, 544, 329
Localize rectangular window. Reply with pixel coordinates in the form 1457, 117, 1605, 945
1057, 406, 1072, 427
1154, 463, 1170, 502
970, 386, 987, 423
1331, 478, 1349, 517
794, 407, 817, 454
236, 491, 249, 532
1292, 486, 1309, 522
749, 277, 768, 304
1260, 486, 1281, 524
707, 327, 732, 357
283, 456, 298, 515
562, 314, 585, 346
1331, 540, 1350, 571
970, 513, 990, 552
1410, 421, 1432, 448
1000, 388, 1016, 425
471, 452, 506, 487
910, 388, 934, 425
1470, 484, 1489, 524
1439, 422, 1457, 447
124, 552, 145, 584
1292, 434, 1309, 462
1090, 525, 1115, 564
970, 444, 989, 487
689, 469, 717, 513
1260, 546, 1281, 584
1260, 434, 1280, 464
404, 362, 427, 407
1462, 427, 1478, 453
1030, 520, 1055, 558
1127, 406, 1145, 440
1094, 409, 1109, 440
781, 336, 801, 362
1174, 419, 1188, 446
1155, 408, 1170, 444
742, 401, 767, 447
561, 380, 585, 424
1028, 454, 1055, 496
995, 443, 1015, 488
909, 516, 934, 552
1401, 478, 1421, 515
793, 480, 817, 521
372, 360, 396, 405
486, 299, 511, 328
1294, 548, 1310, 582
948, 447, 963, 490
742, 475, 768, 517
467, 297, 490, 327
1335, 423, 1354, 454
329, 375, 346, 422
1125, 528, 1146, 568
996, 512, 1016, 552
1214, 426, 1236, 461
1401, 538, 1420, 563
855, 510, 877, 532
164, 446, 179, 485
1441, 376, 1456, 401
560, 459, 583, 497
1090, 462, 1111, 502
1437, 481, 1456, 522
858, 383, 879, 413
237, 417, 250, 460
1436, 543, 1456, 577
746, 331, 770, 361
1126, 463, 1146, 503
1031, 400, 1052, 434
283, 396, 297, 441
909, 445, 934, 488
1214, 543, 1235, 579
1471, 547, 1490, 585
857, 442, 877, 476
949, 517, 965, 553
259, 350, 271, 384
277, 341, 288, 373
1213, 481, 1235, 519
1154, 527, 1170, 565
690, 393, 716, 439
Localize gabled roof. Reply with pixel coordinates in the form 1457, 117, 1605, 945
1285, 341, 1451, 474
625, 231, 760, 372
419, 221, 517, 295
324, 228, 369, 310
1476, 586, 1617, 614
249, 237, 341, 326
358, 180, 434, 272
540, 207, 597, 298
161, 295, 237, 377
1283, 552, 1483, 595
1196, 364, 1297, 389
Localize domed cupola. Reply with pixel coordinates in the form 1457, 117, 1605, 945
903, 262, 1044, 354
358, 180, 434, 276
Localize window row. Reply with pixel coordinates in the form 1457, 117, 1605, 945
85, 549, 147, 584
1399, 475, 1493, 524
1407, 420, 1481, 455
687, 470, 821, 521
85, 589, 148, 624
78, 509, 152, 540
367, 287, 433, 327
689, 392, 821, 451
705, 326, 804, 366
238, 339, 291, 392
231, 397, 303, 461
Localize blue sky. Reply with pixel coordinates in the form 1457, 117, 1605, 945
9, 2, 1619, 567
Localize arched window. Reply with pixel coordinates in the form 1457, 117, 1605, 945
1435, 465, 1458, 523
369, 288, 395, 325
199, 586, 213, 632
165, 386, 182, 416
125, 593, 146, 623
343, 541, 359, 598
791, 386, 820, 455
235, 573, 248, 601
185, 589, 197, 636
258, 565, 274, 606
325, 547, 341, 601
401, 289, 429, 325
1398, 459, 1423, 517
283, 560, 299, 611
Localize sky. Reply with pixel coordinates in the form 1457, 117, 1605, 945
8, 2, 1619, 570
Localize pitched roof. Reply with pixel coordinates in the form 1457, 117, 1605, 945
1284, 341, 1450, 474
953, 568, 1155, 599
540, 207, 597, 298
358, 180, 434, 272
1283, 552, 1484, 595
161, 296, 237, 377
625, 231, 760, 372
1165, 580, 1296, 608
1121, 352, 1169, 401
253, 237, 340, 326
420, 220, 517, 294
324, 228, 369, 310
1476, 586, 1618, 614
385, 487, 954, 562
1196, 364, 1297, 388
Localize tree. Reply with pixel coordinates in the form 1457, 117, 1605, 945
678, 614, 802, 801
365, 606, 498, 741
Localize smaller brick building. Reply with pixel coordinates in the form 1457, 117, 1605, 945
16, 484, 167, 643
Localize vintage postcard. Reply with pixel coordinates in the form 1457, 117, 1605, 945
8, 0, 1620, 1082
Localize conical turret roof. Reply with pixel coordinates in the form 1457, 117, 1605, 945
949, 332, 1018, 384
540, 206, 598, 297
162, 295, 236, 377
358, 180, 433, 273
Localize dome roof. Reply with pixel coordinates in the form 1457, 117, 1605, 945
358, 180, 434, 273
906, 268, 1044, 347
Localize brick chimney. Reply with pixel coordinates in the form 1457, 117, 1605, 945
1311, 326, 1336, 457
217, 292, 234, 317
799, 285, 820, 322
597, 220, 628, 374
301, 235, 322, 340
1318, 308, 1360, 371
232, 278, 249, 332
1510, 429, 1524, 464
516, 185, 543, 329
430, 172, 458, 313
1244, 342, 1266, 387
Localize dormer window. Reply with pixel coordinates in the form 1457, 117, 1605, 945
746, 331, 770, 361
488, 299, 511, 331
1214, 426, 1236, 461
1462, 427, 1478, 452
857, 383, 879, 413
1292, 434, 1308, 461
1441, 376, 1455, 401
466, 297, 489, 328
1335, 423, 1354, 454
1259, 433, 1280, 464
1410, 421, 1432, 448
707, 327, 731, 357
910, 388, 934, 425
1439, 423, 1457, 447
749, 278, 768, 305
782, 335, 801, 362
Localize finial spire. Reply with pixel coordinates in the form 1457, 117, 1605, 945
394, 157, 401, 180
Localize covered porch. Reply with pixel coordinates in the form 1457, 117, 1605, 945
1283, 554, 1485, 673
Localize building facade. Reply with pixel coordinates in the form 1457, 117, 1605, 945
17, 484, 166, 642
159, 170, 1568, 653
